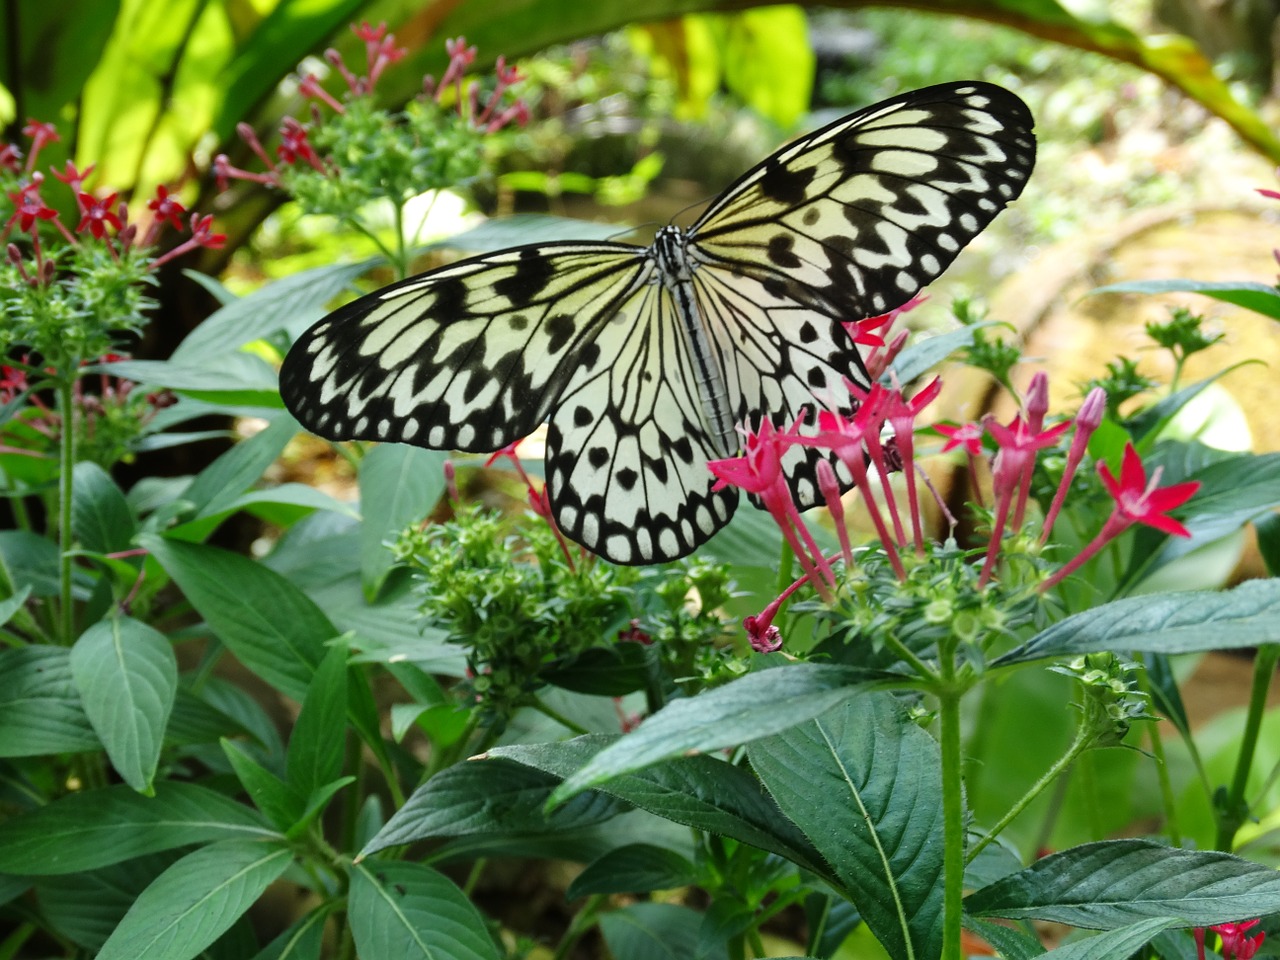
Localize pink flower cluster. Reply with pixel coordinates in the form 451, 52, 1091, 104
1196, 919, 1265, 960
704, 304, 1200, 652
214, 24, 527, 191
2, 120, 224, 283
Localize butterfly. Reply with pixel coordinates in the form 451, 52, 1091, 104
280, 81, 1035, 565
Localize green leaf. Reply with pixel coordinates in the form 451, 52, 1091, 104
347, 860, 500, 960
35, 852, 176, 950
888, 323, 992, 385
491, 737, 827, 877
70, 616, 178, 793
0, 529, 91, 598
995, 579, 1280, 665
172, 259, 383, 360
0, 781, 272, 875
567, 844, 696, 899
1256, 513, 1280, 577
286, 644, 349, 800
248, 908, 327, 960
71, 462, 137, 554
358, 445, 446, 599
361, 758, 627, 858
964, 839, 1280, 927
0, 646, 98, 756
1035, 918, 1183, 959
749, 694, 945, 960
598, 902, 720, 960
180, 413, 300, 522
96, 839, 291, 960
1091, 279, 1280, 320
222, 739, 305, 832
142, 536, 333, 701
0, 585, 31, 629
99, 355, 281, 405
542, 643, 655, 697
713, 7, 813, 127
551, 664, 870, 803
963, 918, 1045, 959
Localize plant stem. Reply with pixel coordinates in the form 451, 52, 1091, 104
937, 682, 965, 960
1215, 644, 1279, 851
56, 378, 75, 644
532, 697, 590, 736
967, 723, 1092, 863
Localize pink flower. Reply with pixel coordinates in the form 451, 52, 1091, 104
76, 192, 123, 239
936, 421, 984, 456
1097, 442, 1200, 537
51, 161, 95, 191
147, 185, 187, 231
1041, 442, 1200, 592
5, 177, 59, 234
709, 418, 837, 595
1196, 920, 1266, 960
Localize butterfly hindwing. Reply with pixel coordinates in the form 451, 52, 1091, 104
545, 278, 738, 564
281, 243, 646, 451
689, 81, 1036, 320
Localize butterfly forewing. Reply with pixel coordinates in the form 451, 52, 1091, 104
689, 81, 1036, 321
281, 243, 646, 451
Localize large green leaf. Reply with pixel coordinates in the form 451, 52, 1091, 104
171, 258, 383, 361
0, 646, 98, 757
1034, 919, 1182, 959
95, 839, 292, 960
550, 663, 871, 802
0, 782, 272, 875
567, 844, 697, 899
347, 860, 500, 960
142, 535, 334, 700
492, 736, 828, 877
749, 694, 946, 960
995, 579, 1280, 665
72, 462, 137, 554
361, 758, 626, 857
70, 616, 178, 793
35, 852, 178, 951
1092, 279, 1280, 321
285, 644, 349, 801
598, 902, 725, 960
358, 444, 446, 599
965, 839, 1280, 928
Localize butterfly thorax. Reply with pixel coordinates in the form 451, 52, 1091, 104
651, 225, 738, 458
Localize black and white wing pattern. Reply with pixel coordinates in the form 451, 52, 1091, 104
280, 80, 1035, 564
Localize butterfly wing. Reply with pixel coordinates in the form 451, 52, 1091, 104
690, 262, 861, 509
689, 81, 1036, 320
544, 279, 738, 564
280, 240, 737, 565
280, 243, 646, 451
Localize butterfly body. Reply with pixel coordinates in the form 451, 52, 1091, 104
281, 82, 1036, 564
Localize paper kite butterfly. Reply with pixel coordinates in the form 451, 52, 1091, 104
280, 81, 1036, 564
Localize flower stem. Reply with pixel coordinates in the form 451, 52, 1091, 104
1215, 643, 1279, 851
937, 683, 966, 960
57, 377, 76, 644
967, 721, 1092, 863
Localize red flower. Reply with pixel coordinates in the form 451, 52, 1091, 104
5, 179, 58, 233
936, 421, 984, 456
1098, 442, 1200, 537
148, 185, 186, 231
188, 213, 226, 250
51, 161, 95, 191
76, 192, 123, 238
842, 293, 926, 348
1213, 919, 1265, 960
0, 143, 21, 173
1197, 920, 1266, 960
